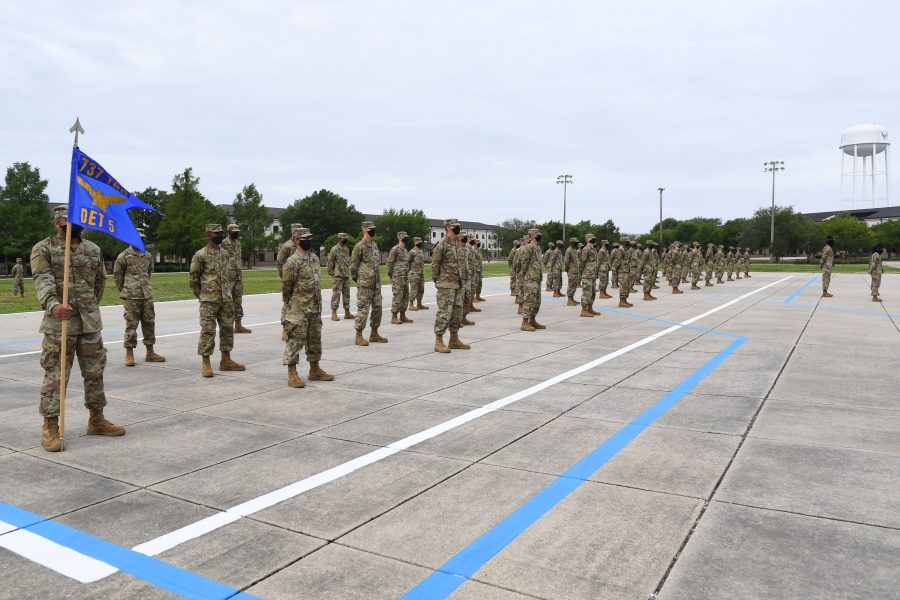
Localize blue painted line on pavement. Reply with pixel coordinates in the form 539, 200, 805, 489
0, 503, 258, 600
783, 276, 818, 304
400, 334, 748, 600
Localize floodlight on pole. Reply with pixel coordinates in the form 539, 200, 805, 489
763, 161, 785, 262
557, 175, 572, 242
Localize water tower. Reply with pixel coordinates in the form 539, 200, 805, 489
840, 122, 890, 209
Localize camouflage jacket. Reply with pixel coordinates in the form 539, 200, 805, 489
31, 235, 106, 335
610, 247, 624, 269
510, 247, 522, 276
715, 250, 725, 269
11, 264, 24, 279
507, 248, 517, 269
705, 249, 714, 267
743, 250, 751, 265
408, 246, 426, 277
549, 249, 563, 274
869, 252, 882, 275
690, 250, 703, 270
628, 247, 641, 271
386, 244, 410, 279
519, 242, 543, 284
219, 236, 243, 283
276, 239, 296, 277
579, 244, 599, 278
113, 247, 153, 300
642, 249, 656, 275
283, 250, 322, 321
190, 246, 231, 303
474, 249, 483, 275
326, 243, 351, 278
351, 239, 381, 289
597, 247, 610, 272
820, 245, 833, 270
725, 251, 734, 267
465, 246, 477, 281
431, 236, 463, 290
563, 247, 579, 272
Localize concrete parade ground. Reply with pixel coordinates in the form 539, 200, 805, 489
0, 273, 898, 600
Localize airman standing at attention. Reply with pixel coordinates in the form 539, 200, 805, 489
277, 223, 304, 340
550, 240, 564, 297
543, 242, 555, 291
704, 243, 715, 286
579, 234, 599, 317
869, 244, 884, 302
191, 224, 245, 377
327, 233, 355, 321
458, 233, 475, 325
734, 246, 743, 279
466, 238, 482, 314
743, 247, 752, 278
11, 258, 25, 296
407, 236, 428, 311
634, 243, 645, 289
32, 206, 124, 452
514, 236, 527, 315
715, 244, 726, 283
351, 221, 388, 345
690, 242, 703, 290
681, 245, 690, 285
597, 239, 612, 299
726, 246, 735, 281
564, 238, 580, 306
282, 227, 333, 388
670, 241, 684, 294
618, 239, 633, 308
642, 241, 658, 301
610, 241, 623, 289
387, 231, 413, 325
520, 229, 546, 331
508, 241, 520, 296
221, 223, 252, 334
474, 240, 486, 302
628, 240, 641, 293
432, 218, 470, 353
821, 236, 834, 298
113, 228, 165, 366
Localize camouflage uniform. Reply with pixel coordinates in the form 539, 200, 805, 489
690, 244, 702, 287
550, 242, 564, 294
113, 245, 156, 350
642, 245, 657, 296
463, 239, 477, 314
327, 234, 353, 312
670, 244, 685, 292
628, 242, 641, 290
820, 242, 834, 293
408, 237, 426, 308
564, 239, 580, 302
32, 225, 108, 418
520, 231, 543, 323
190, 227, 234, 357
725, 247, 735, 280
351, 224, 383, 333
511, 242, 523, 302
715, 246, 726, 281
283, 230, 323, 365
743, 248, 751, 276
278, 223, 303, 331
869, 249, 883, 299
597, 240, 611, 294
579, 236, 599, 311
610, 244, 624, 288
474, 242, 485, 299
11, 259, 25, 296
386, 232, 411, 319
220, 224, 245, 321
432, 220, 464, 336
507, 243, 519, 295
705, 244, 715, 285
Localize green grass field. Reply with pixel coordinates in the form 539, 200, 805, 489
0, 262, 513, 314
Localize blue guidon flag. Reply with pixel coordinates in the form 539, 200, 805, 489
67, 146, 159, 252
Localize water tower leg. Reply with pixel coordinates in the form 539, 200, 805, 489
872, 143, 877, 207
885, 146, 890, 206
853, 145, 858, 208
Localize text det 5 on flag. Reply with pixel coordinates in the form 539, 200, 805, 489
67, 147, 160, 252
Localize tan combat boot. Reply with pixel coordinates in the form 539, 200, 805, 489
417, 300, 429, 310
308, 362, 334, 381
618, 299, 633, 308
234, 320, 252, 334
201, 356, 213, 378
287, 364, 305, 388
448, 332, 471, 349
344, 308, 356, 319
400, 313, 414, 323
145, 346, 166, 362
355, 330, 369, 346
408, 300, 418, 312
87, 408, 125, 436
461, 316, 475, 326
529, 318, 546, 330
220, 351, 246, 371
706, 281, 714, 287
643, 292, 652, 301
124, 348, 135, 367
727, 275, 733, 281
41, 417, 61, 452
580, 308, 594, 317
672, 287, 684, 294
646, 292, 657, 301
716, 277, 724, 284
476, 295, 486, 302
331, 309, 340, 321
521, 319, 536, 332
391, 313, 402, 325
736, 274, 742, 280
566, 298, 578, 306
369, 327, 388, 343
469, 303, 481, 313
434, 335, 451, 353
873, 295, 882, 302
599, 287, 612, 299
822, 291, 833, 298
745, 273, 751, 278
691, 283, 701, 290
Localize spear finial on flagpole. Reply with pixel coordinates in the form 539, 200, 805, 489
69, 117, 85, 147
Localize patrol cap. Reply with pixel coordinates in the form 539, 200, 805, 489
613, 242, 619, 247
693, 242, 699, 246
413, 236, 422, 243
361, 221, 375, 229
53, 205, 68, 220
136, 227, 146, 238
290, 223, 303, 232
397, 231, 407, 240
513, 240, 521, 246
528, 228, 540, 236
569, 237, 578, 243
444, 218, 460, 228
746, 247, 750, 251
338, 232, 348, 239
585, 233, 596, 241
556, 239, 563, 245
206, 223, 223, 233
708, 242, 714, 246
600, 239, 608, 245
227, 223, 240, 232
16, 257, 22, 262
297, 227, 313, 239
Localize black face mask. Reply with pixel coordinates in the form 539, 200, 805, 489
451, 225, 461, 235
367, 229, 376, 237
339, 239, 346, 245
826, 239, 834, 247
535, 235, 542, 243
229, 231, 239, 240
299, 239, 313, 251
415, 242, 421, 247
211, 233, 224, 245
400, 238, 408, 247
61, 224, 84, 239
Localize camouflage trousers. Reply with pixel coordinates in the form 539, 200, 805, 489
611, 266, 619, 287
13, 278, 24, 296
122, 298, 156, 348
516, 274, 525, 304
331, 276, 352, 311
198, 300, 234, 356
391, 274, 409, 314
231, 279, 244, 320
598, 270, 609, 290
509, 271, 516, 294
462, 281, 472, 314
581, 277, 596, 308
691, 267, 701, 286
549, 271, 562, 292
409, 273, 425, 304
705, 265, 714, 283
727, 263, 734, 277
522, 281, 542, 319
40, 332, 107, 417
716, 266, 724, 280
643, 268, 656, 293
476, 274, 483, 297
871, 273, 882, 296
618, 270, 631, 299
821, 268, 831, 291
283, 311, 323, 365
355, 285, 383, 331
744, 262, 750, 275
434, 287, 463, 335
566, 271, 578, 299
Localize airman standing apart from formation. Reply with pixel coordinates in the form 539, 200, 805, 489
508, 241, 520, 296
564, 238, 580, 306
277, 223, 304, 340
579, 234, 599, 317
597, 239, 612, 299
432, 218, 470, 353
704, 243, 715, 286
351, 221, 388, 345
618, 239, 633, 307
407, 236, 429, 310
715, 244, 726, 283
689, 242, 703, 290
670, 241, 685, 294
191, 224, 245, 377
282, 227, 333, 388
474, 240, 486, 302
869, 244, 884, 302
726, 246, 735, 281
11, 257, 25, 296
743, 248, 752, 277
820, 235, 834, 297
387, 231, 413, 325
550, 240, 564, 297
32, 206, 124, 452
642, 242, 658, 300
466, 238, 481, 314
519, 229, 546, 331
458, 234, 476, 325
221, 224, 252, 334
113, 228, 165, 367
610, 241, 624, 289
327, 233, 355, 321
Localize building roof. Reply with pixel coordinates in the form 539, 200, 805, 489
217, 204, 286, 218
362, 214, 498, 230
801, 206, 900, 222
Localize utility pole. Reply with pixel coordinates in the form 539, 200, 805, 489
763, 161, 785, 262
658, 187, 665, 247
557, 175, 572, 242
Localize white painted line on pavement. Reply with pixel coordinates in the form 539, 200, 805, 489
0, 525, 118, 583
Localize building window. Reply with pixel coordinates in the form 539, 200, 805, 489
273, 225, 279, 234
433, 231, 437, 238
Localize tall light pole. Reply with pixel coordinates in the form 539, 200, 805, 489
763, 161, 785, 262
658, 187, 665, 247
557, 174, 572, 242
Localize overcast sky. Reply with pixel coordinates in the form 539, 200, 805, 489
1, 1, 897, 233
